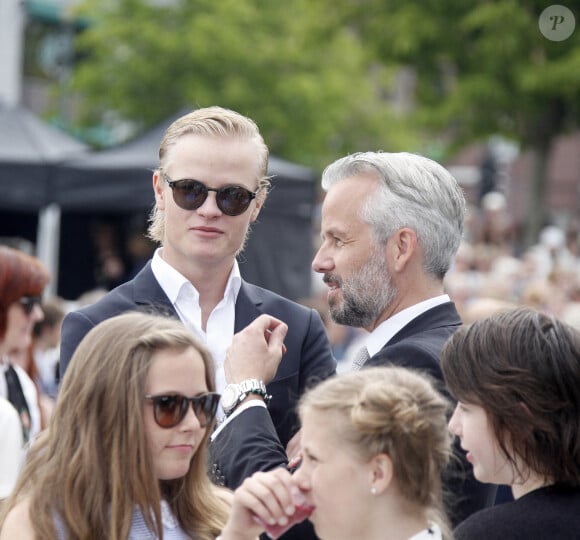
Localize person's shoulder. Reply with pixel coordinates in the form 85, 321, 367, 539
456, 487, 580, 540
454, 505, 503, 539
68, 277, 144, 321
0, 498, 35, 540
454, 500, 532, 539
515, 485, 580, 525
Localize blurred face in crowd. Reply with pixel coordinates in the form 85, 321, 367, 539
143, 346, 210, 480
2, 298, 44, 354
312, 174, 398, 331
153, 134, 264, 275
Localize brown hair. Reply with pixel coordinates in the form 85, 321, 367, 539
0, 311, 229, 539
0, 246, 50, 338
299, 366, 452, 534
441, 306, 580, 486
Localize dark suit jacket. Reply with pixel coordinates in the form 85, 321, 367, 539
60, 262, 336, 489
366, 302, 497, 527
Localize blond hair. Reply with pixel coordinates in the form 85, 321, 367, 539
299, 367, 452, 535
0, 312, 229, 540
147, 106, 270, 243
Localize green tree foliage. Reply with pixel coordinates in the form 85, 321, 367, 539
66, 0, 580, 245
338, 0, 580, 244
67, 0, 419, 169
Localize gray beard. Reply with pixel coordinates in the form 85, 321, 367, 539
329, 251, 397, 329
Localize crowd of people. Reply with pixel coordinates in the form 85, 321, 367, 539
1, 106, 579, 539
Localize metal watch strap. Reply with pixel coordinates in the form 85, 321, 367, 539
238, 378, 272, 405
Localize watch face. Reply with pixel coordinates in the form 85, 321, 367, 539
221, 384, 239, 412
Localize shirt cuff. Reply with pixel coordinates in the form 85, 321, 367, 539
210, 399, 267, 442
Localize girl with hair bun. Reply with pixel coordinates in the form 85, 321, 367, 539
441, 306, 580, 539
219, 367, 453, 540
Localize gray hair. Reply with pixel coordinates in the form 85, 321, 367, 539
321, 152, 465, 279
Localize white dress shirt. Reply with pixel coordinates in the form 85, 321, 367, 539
151, 248, 241, 391
151, 249, 265, 430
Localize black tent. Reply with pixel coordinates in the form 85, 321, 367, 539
1, 108, 317, 301
0, 103, 88, 211
0, 103, 89, 290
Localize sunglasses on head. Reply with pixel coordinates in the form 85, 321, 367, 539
162, 173, 258, 216
145, 392, 221, 429
18, 296, 42, 316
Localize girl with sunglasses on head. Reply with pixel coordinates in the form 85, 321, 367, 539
0, 245, 49, 445
219, 366, 453, 540
0, 311, 231, 539
440, 307, 580, 539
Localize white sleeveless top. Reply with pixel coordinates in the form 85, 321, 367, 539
55, 500, 192, 539
128, 500, 191, 539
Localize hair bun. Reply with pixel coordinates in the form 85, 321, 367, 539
352, 380, 427, 437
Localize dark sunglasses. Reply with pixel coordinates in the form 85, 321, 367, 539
163, 173, 258, 216
145, 392, 221, 429
18, 296, 42, 316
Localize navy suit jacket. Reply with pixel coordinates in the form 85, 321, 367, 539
367, 301, 461, 381
366, 302, 497, 527
60, 262, 336, 490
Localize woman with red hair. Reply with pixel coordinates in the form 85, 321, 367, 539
0, 245, 49, 442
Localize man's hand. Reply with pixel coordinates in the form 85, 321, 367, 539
225, 315, 288, 385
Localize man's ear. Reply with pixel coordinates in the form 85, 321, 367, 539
389, 227, 418, 272
250, 190, 266, 223
369, 453, 393, 495
153, 170, 166, 210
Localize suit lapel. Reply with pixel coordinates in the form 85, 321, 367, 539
132, 262, 179, 318
234, 281, 264, 332
129, 269, 266, 327
388, 302, 462, 345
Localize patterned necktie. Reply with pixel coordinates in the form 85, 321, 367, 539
351, 345, 370, 372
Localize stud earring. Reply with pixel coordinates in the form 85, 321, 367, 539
370, 487, 377, 495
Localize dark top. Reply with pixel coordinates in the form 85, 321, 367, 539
454, 484, 580, 539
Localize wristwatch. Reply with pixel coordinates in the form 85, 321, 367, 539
221, 379, 271, 416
